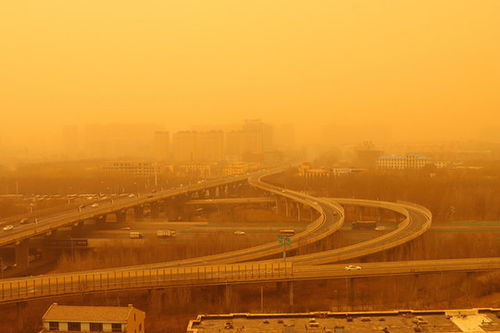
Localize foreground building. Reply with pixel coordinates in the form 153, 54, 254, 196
187, 308, 500, 333
40, 303, 145, 333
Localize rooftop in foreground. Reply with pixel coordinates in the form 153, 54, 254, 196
187, 309, 500, 333
42, 303, 135, 322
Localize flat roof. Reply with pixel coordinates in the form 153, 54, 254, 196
187, 309, 500, 333
42, 303, 140, 323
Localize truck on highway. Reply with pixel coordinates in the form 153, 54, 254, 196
156, 229, 176, 238
129, 231, 144, 239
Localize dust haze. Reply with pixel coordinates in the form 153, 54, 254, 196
1, 0, 500, 163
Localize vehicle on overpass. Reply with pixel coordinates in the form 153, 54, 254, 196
344, 265, 362, 271
129, 232, 144, 239
2, 225, 14, 231
156, 230, 176, 238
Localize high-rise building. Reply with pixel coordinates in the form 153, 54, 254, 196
224, 120, 274, 161
172, 131, 198, 162
242, 119, 274, 153
153, 131, 170, 161
198, 131, 224, 161
172, 131, 225, 162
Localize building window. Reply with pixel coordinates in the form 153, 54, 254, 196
112, 323, 122, 332
139, 323, 142, 331
68, 322, 81, 331
49, 322, 59, 330
90, 322, 103, 331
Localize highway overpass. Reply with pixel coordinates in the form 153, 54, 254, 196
1, 258, 499, 304
1, 167, 497, 305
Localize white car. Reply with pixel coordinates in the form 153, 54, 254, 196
90, 203, 99, 208
344, 265, 362, 271
234, 231, 246, 235
2, 225, 14, 231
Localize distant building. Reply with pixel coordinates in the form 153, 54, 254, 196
40, 303, 145, 333
172, 131, 225, 162
355, 142, 383, 168
103, 161, 156, 177
187, 308, 500, 333
297, 162, 312, 176
153, 131, 170, 161
225, 120, 274, 162
172, 131, 198, 162
298, 163, 361, 178
377, 154, 432, 170
198, 131, 225, 162
176, 163, 215, 178
222, 162, 259, 176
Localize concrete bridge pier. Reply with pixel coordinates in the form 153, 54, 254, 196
150, 203, 160, 218
288, 281, 294, 308
134, 206, 144, 221
165, 205, 179, 221
296, 203, 302, 221
220, 185, 229, 198
96, 215, 107, 223
70, 221, 85, 237
157, 202, 167, 218
115, 210, 127, 223
345, 278, 355, 310
309, 206, 316, 221
224, 284, 231, 312
16, 301, 27, 331
15, 240, 30, 271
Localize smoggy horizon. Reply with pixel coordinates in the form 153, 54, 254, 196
1, 1, 500, 158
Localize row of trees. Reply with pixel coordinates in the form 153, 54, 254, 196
270, 168, 500, 221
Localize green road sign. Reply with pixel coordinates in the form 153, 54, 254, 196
278, 235, 291, 247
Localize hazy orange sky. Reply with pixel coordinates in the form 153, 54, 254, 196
1, 1, 499, 146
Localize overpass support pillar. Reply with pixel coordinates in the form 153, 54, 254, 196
15, 239, 30, 271
296, 203, 301, 221
166, 205, 181, 221
70, 221, 85, 237
16, 301, 27, 331
150, 203, 160, 218
224, 284, 231, 312
288, 281, 294, 308
134, 206, 144, 221
346, 278, 355, 310
285, 200, 290, 217
116, 210, 127, 223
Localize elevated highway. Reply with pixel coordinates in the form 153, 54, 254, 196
284, 199, 432, 265
1, 167, 497, 305
0, 172, 260, 248
186, 197, 275, 205
1, 258, 499, 304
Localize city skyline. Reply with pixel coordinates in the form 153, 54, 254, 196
1, 1, 500, 152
